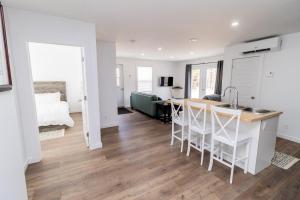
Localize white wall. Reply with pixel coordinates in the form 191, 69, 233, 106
0, 90, 28, 200
29, 43, 83, 113
117, 57, 176, 107
223, 32, 300, 143
97, 41, 118, 128
6, 8, 102, 169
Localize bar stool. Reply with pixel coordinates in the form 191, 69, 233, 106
186, 101, 211, 165
208, 105, 251, 184
170, 99, 188, 152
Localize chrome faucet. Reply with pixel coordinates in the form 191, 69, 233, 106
223, 86, 239, 109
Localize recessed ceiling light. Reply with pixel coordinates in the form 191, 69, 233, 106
140, 53, 145, 56
158, 47, 162, 51
190, 51, 195, 55
231, 21, 239, 27
169, 56, 176, 59
189, 38, 198, 43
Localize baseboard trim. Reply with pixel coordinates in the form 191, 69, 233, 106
100, 123, 118, 129
89, 141, 102, 150
278, 134, 300, 144
24, 159, 30, 172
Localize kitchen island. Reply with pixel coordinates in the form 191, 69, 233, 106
175, 98, 282, 175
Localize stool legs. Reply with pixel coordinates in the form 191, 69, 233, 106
180, 125, 184, 152
200, 134, 205, 166
186, 127, 191, 156
170, 121, 174, 145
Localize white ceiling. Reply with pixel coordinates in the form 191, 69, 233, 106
3, 0, 300, 61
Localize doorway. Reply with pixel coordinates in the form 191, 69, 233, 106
116, 64, 125, 108
231, 56, 262, 107
191, 63, 217, 98
28, 42, 89, 155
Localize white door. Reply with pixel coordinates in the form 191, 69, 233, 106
81, 52, 89, 147
116, 64, 124, 107
231, 56, 262, 107
191, 63, 217, 98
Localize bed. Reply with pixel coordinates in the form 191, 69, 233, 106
34, 81, 74, 132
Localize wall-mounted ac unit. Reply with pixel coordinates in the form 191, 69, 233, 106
240, 37, 282, 54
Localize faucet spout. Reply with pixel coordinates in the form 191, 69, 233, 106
223, 86, 239, 109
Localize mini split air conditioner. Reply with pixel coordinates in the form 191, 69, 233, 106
239, 37, 282, 54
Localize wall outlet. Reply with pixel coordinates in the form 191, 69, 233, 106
279, 124, 289, 133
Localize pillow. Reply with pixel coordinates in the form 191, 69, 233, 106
35, 92, 61, 104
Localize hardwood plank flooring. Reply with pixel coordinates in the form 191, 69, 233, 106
26, 111, 300, 200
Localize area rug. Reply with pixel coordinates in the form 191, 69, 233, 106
271, 151, 299, 170
39, 129, 65, 141
118, 107, 133, 115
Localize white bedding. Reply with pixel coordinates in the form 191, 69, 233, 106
35, 101, 74, 127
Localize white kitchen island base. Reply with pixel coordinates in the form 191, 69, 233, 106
207, 115, 280, 175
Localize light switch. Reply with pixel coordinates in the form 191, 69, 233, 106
265, 71, 274, 78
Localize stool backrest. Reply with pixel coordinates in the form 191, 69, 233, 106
187, 101, 207, 131
171, 99, 185, 121
210, 105, 242, 144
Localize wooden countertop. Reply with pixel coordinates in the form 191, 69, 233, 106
168, 98, 282, 123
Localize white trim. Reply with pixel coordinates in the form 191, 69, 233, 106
100, 123, 118, 129
277, 134, 300, 144
23, 158, 30, 172
89, 141, 102, 150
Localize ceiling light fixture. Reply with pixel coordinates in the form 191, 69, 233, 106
231, 21, 239, 27
140, 53, 145, 56
158, 47, 162, 51
189, 38, 198, 43
169, 56, 176, 59
190, 51, 195, 55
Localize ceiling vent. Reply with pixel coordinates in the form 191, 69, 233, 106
240, 37, 282, 54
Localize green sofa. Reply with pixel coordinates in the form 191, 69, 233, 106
130, 92, 163, 117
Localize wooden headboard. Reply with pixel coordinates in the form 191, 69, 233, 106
33, 81, 67, 101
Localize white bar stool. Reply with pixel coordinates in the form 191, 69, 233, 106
208, 105, 251, 184
186, 101, 211, 165
170, 99, 188, 152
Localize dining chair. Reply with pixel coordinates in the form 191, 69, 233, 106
208, 105, 251, 184
170, 99, 188, 152
186, 100, 212, 165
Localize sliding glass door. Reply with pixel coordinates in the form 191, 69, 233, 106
191, 63, 217, 98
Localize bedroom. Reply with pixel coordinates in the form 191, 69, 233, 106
28, 42, 89, 149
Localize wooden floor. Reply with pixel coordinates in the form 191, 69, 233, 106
26, 111, 300, 200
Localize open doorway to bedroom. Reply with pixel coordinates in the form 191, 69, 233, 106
27, 42, 89, 155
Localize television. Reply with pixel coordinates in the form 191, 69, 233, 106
159, 77, 173, 87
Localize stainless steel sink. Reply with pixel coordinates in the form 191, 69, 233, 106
216, 104, 247, 110
243, 107, 273, 114
216, 104, 273, 114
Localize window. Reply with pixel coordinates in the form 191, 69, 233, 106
137, 66, 152, 92
191, 68, 201, 98
116, 67, 120, 87
205, 67, 217, 95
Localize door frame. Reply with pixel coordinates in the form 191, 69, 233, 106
191, 63, 217, 98
80, 48, 90, 146
27, 42, 91, 157
230, 55, 265, 107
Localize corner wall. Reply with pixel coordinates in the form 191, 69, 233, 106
97, 41, 118, 128
117, 57, 176, 107
6, 7, 102, 166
